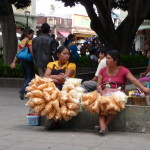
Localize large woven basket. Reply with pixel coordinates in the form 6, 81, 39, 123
131, 97, 147, 106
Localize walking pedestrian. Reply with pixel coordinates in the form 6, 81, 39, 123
10, 29, 35, 100
32, 23, 56, 76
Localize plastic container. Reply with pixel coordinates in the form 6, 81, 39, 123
26, 115, 40, 126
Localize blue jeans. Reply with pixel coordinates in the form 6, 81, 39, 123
20, 60, 35, 93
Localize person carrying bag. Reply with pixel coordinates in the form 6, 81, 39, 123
16, 39, 33, 61
10, 29, 35, 100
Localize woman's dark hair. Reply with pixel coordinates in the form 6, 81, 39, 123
99, 48, 107, 56
107, 50, 121, 65
57, 46, 70, 55
20, 29, 34, 41
64, 34, 75, 47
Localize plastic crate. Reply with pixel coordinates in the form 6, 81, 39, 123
26, 115, 40, 126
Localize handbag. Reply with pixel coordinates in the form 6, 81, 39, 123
16, 40, 33, 61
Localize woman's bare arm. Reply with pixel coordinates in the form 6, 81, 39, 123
140, 64, 150, 77
127, 72, 150, 94
97, 74, 103, 95
44, 68, 65, 84
10, 47, 20, 69
64, 69, 75, 78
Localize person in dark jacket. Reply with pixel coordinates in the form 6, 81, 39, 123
32, 23, 56, 76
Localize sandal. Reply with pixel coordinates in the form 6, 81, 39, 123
99, 128, 108, 136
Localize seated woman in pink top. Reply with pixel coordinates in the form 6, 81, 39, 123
97, 50, 150, 135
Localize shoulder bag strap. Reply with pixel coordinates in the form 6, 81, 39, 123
22, 39, 30, 50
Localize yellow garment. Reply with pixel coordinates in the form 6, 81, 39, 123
18, 40, 32, 48
47, 61, 76, 78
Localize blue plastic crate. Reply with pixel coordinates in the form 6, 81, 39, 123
26, 115, 40, 126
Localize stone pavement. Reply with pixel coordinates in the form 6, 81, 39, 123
0, 88, 150, 150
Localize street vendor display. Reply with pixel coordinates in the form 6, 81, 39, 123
81, 90, 128, 115
25, 75, 84, 121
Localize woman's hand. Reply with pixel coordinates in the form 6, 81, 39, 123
142, 87, 150, 95
10, 62, 16, 69
140, 72, 146, 77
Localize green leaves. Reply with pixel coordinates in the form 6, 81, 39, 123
0, 0, 31, 17
10, 0, 31, 9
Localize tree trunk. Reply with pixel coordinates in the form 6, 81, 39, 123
0, 0, 17, 64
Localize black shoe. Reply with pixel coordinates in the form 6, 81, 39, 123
99, 128, 108, 136
19, 90, 24, 100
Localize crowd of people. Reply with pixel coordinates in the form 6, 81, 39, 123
10, 23, 150, 136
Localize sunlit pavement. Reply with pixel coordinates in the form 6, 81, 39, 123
0, 88, 150, 150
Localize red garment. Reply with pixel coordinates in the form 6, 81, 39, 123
99, 66, 130, 90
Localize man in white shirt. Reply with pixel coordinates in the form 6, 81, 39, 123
82, 49, 107, 92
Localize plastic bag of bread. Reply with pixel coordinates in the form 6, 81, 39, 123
59, 99, 66, 106
51, 90, 59, 100
47, 81, 56, 88
25, 86, 34, 92
66, 102, 79, 109
28, 79, 36, 86
38, 83, 48, 91
26, 99, 35, 108
54, 111, 62, 120
86, 103, 96, 114
51, 99, 60, 112
74, 87, 85, 93
60, 105, 67, 115
92, 95, 101, 113
31, 90, 44, 98
43, 87, 54, 95
100, 103, 107, 111
62, 114, 71, 121
62, 78, 82, 92
33, 103, 46, 114
82, 91, 98, 103
46, 108, 56, 119
69, 90, 83, 104
106, 100, 119, 111
81, 99, 91, 106
43, 91, 51, 102
112, 91, 128, 105
67, 109, 77, 116
44, 102, 53, 114
34, 74, 47, 85
31, 98, 45, 105
59, 91, 69, 101
25, 92, 34, 98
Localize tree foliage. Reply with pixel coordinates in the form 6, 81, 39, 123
57, 0, 150, 54
0, 0, 31, 64
0, 0, 31, 16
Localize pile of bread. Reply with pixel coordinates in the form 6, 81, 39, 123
25, 75, 84, 121
81, 90, 128, 115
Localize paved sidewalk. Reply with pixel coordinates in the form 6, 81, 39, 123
0, 88, 150, 150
